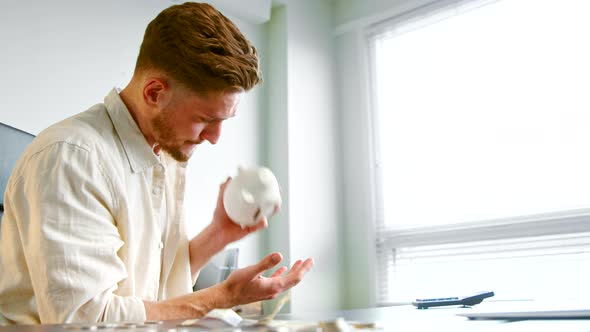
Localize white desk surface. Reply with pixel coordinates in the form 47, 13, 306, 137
280, 301, 590, 332
1, 302, 590, 331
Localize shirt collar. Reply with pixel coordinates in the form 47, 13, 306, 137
104, 88, 161, 173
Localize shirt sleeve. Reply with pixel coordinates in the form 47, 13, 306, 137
13, 142, 146, 324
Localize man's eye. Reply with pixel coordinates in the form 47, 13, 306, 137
193, 117, 209, 123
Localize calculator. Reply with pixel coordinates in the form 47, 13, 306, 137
412, 291, 495, 309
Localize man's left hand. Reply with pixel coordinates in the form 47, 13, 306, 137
211, 177, 271, 245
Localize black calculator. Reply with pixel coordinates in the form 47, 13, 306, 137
412, 291, 495, 309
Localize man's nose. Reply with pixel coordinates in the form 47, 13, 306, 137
201, 121, 222, 145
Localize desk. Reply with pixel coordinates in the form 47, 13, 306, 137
278, 304, 503, 331
278, 302, 590, 332
2, 303, 590, 331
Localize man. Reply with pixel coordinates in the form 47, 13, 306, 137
0, 2, 313, 324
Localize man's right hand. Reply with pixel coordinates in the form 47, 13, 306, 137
217, 252, 314, 307
144, 252, 314, 321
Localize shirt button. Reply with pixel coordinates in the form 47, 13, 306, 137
152, 187, 161, 195
158, 241, 164, 249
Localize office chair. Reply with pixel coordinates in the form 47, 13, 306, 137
194, 248, 239, 291
0, 122, 35, 228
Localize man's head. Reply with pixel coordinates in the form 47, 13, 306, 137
123, 2, 261, 162
147, 82, 242, 162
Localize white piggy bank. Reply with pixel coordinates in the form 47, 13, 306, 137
223, 166, 282, 227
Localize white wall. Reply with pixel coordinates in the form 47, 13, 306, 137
0, 0, 157, 134
286, 0, 342, 313
333, 30, 378, 309
332, 0, 438, 309
0, 0, 267, 267
262, 0, 343, 312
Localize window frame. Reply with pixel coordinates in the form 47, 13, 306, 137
365, 0, 590, 305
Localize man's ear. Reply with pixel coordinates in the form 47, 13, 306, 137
143, 78, 170, 108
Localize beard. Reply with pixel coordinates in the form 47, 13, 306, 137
151, 112, 197, 162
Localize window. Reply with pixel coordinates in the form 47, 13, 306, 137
368, 0, 590, 304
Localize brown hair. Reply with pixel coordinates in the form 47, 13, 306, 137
136, 2, 261, 93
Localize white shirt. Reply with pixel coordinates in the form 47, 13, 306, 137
0, 89, 196, 324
